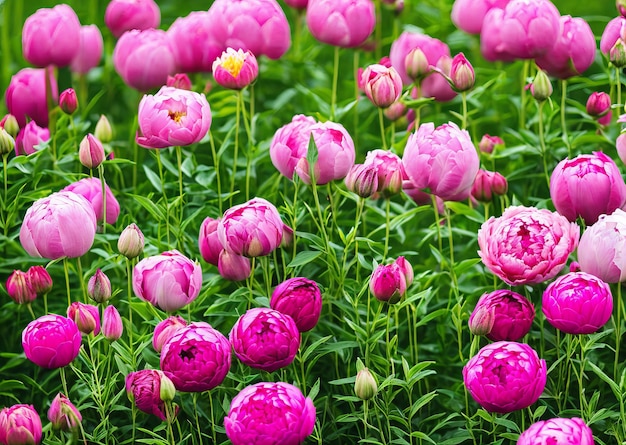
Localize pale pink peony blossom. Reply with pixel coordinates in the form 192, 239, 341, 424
167, 11, 221, 73
306, 0, 375, 48
360, 64, 403, 108
15, 122, 50, 156
70, 25, 104, 75
63, 177, 121, 225
600, 16, 626, 55
0, 404, 42, 445
363, 149, 406, 198
105, 0, 160, 38
451, 0, 511, 34
389, 31, 451, 86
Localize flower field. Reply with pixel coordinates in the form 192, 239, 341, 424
0, 0, 624, 444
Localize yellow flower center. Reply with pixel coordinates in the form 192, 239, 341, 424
168, 110, 186, 123
221, 55, 245, 78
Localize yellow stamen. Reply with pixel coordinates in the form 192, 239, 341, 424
168, 110, 186, 123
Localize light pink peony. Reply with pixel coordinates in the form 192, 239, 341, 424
15, 121, 50, 156
469, 290, 534, 341
451, 0, 511, 34
20, 191, 97, 260
63, 177, 121, 225
48, 393, 82, 431
363, 149, 406, 198
70, 25, 104, 75
198, 216, 222, 266
402, 122, 479, 201
477, 206, 579, 286
0, 404, 42, 445
125, 370, 173, 420
22, 4, 81, 68
5, 67, 58, 128
542, 272, 613, 335
160, 322, 231, 392
213, 48, 259, 90
224, 382, 316, 445
136, 86, 211, 148
105, 0, 160, 39
306, 0, 375, 48
206, 0, 291, 59
463, 341, 546, 413
113, 29, 177, 91
152, 316, 187, 352
270, 277, 323, 332
217, 250, 252, 281
230, 308, 301, 372
218, 198, 284, 257
22, 314, 82, 369
133, 250, 202, 312
167, 11, 221, 73
517, 417, 594, 445
360, 64, 403, 108
269, 114, 317, 180
389, 31, 451, 86
578, 209, 626, 283
550, 152, 626, 225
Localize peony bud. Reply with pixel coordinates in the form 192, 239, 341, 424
586, 92, 611, 117
404, 48, 430, 82
611, 39, 626, 68
59, 88, 78, 115
159, 374, 176, 402
370, 260, 407, 304
345, 163, 379, 198
619, 0, 626, 17
0, 128, 15, 155
27, 265, 53, 296
468, 305, 495, 336
617, 132, 626, 165
118, 223, 144, 259
79, 134, 105, 169
355, 368, 378, 400
472, 170, 508, 203
94, 114, 113, 143
218, 250, 252, 281
67, 302, 100, 335
478, 134, 504, 154
450, 53, 475, 92
6, 270, 36, 304
383, 100, 407, 121
530, 69, 552, 102
102, 305, 123, 341
48, 393, 82, 431
88, 269, 112, 303
1, 114, 20, 138
166, 73, 192, 90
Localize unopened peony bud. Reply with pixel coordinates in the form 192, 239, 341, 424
218, 250, 252, 281
355, 368, 378, 400
478, 134, 504, 154
530, 70, 552, 102
6, 270, 36, 304
345, 163, 379, 198
405, 48, 430, 82
48, 393, 82, 431
79, 133, 105, 169
67, 302, 100, 335
586, 92, 611, 117
159, 374, 177, 402
27, 265, 53, 296
94, 114, 113, 143
468, 305, 495, 336
617, 132, 626, 165
450, 53, 475, 92
118, 223, 144, 259
88, 269, 112, 303
59, 88, 78, 115
383, 100, 407, 121
611, 39, 626, 68
1, 114, 20, 138
491, 172, 508, 196
102, 305, 123, 341
472, 170, 508, 203
166, 73, 192, 90
0, 128, 15, 155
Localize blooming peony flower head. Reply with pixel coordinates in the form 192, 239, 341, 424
0, 404, 43, 445
224, 382, 316, 445
270, 277, 323, 332
105, 0, 160, 38
167, 11, 220, 73
306, 0, 375, 48
469, 290, 534, 341
15, 121, 50, 156
22, 314, 82, 369
213, 48, 259, 90
70, 25, 104, 75
463, 341, 546, 413
63, 177, 121, 226
451, 0, 511, 34
517, 417, 594, 445
5, 67, 58, 128
478, 206, 579, 286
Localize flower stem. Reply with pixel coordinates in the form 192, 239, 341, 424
617, 66, 622, 114
379, 108, 387, 150
155, 150, 171, 248
383, 198, 391, 261
126, 258, 135, 367
175, 145, 184, 247
520, 60, 530, 129
98, 164, 107, 234
538, 101, 550, 188
231, 90, 241, 207
209, 131, 222, 213
331, 46, 340, 120
615, 283, 623, 380
461, 91, 468, 130
63, 258, 72, 307
560, 79, 571, 158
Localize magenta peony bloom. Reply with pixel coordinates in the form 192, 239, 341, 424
218, 198, 284, 257
48, 393, 82, 431
102, 306, 123, 341
167, 12, 221, 73
578, 209, 626, 283
22, 4, 80, 68
550, 152, 626, 225
389, 31, 451, 86
213, 48, 259, 90
542, 272, 613, 335
136, 86, 211, 148
224, 382, 316, 445
477, 206, 579, 286
306, 0, 375, 48
5, 67, 57, 128
469, 290, 535, 341
152, 315, 187, 352
402, 121, 479, 201
217, 250, 252, 281
15, 121, 50, 156
360, 64, 403, 108
517, 417, 594, 445
27, 266, 53, 297
535, 15, 596, 79
198, 216, 222, 266
113, 29, 177, 91
600, 16, 626, 55
230, 308, 301, 372
67, 302, 100, 336
370, 259, 410, 304
0, 404, 42, 445
20, 191, 97, 260
105, 0, 160, 39
22, 314, 82, 369
125, 370, 173, 420
206, 0, 291, 59
451, 0, 511, 34
160, 322, 231, 392
463, 341, 546, 413
70, 25, 104, 75
63, 177, 121, 225
270, 277, 323, 332
133, 250, 202, 312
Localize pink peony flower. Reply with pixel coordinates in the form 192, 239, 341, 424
5, 270, 36, 305
213, 48, 259, 90
0, 404, 42, 445
469, 290, 535, 341
542, 271, 613, 335
47, 393, 82, 431
102, 306, 123, 341
105, 0, 160, 39
370, 257, 413, 304
402, 122, 479, 201
550, 152, 626, 225
206, 0, 291, 59
5, 67, 57, 128
67, 302, 100, 336
477, 206, 579, 286
217, 250, 252, 281
160, 322, 231, 392
224, 382, 316, 445
167, 12, 221, 73
22, 314, 82, 369
600, 16, 626, 55
578, 209, 626, 283
59, 88, 78, 115
113, 29, 177, 91
306, 0, 375, 48
27, 265, 53, 297
70, 25, 104, 75
152, 316, 187, 352
22, 4, 81, 68
535, 15, 596, 79
478, 134, 504, 154
451, 0, 511, 34
15, 121, 50, 156
63, 177, 121, 225
463, 341, 546, 413
471, 169, 508, 203
78, 134, 105, 169
420, 55, 458, 102
132, 250, 202, 312
136, 86, 211, 148
166, 73, 192, 90
360, 64, 403, 108
230, 308, 301, 372
389, 31, 451, 86
363, 149, 406, 198
270, 277, 323, 332
269, 114, 316, 179
218, 198, 284, 257
344, 163, 379, 198
125, 370, 173, 420
517, 417, 594, 445
20, 191, 97, 260
198, 216, 222, 266
586, 92, 611, 118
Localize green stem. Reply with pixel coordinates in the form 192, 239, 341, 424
209, 131, 223, 213
578, 335, 586, 419
331, 46, 340, 120
615, 283, 622, 381
230, 91, 241, 206
76, 256, 86, 301
383, 198, 391, 261
520, 60, 530, 129
45, 66, 57, 163
2, 153, 7, 205
98, 164, 107, 234
363, 400, 369, 440
60, 366, 69, 397
617, 66, 622, 115
64, 258, 72, 307
155, 150, 171, 248
538, 101, 550, 188
560, 79, 571, 157
461, 91, 468, 129
379, 108, 387, 150
209, 393, 217, 445
126, 258, 135, 367
175, 145, 184, 247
